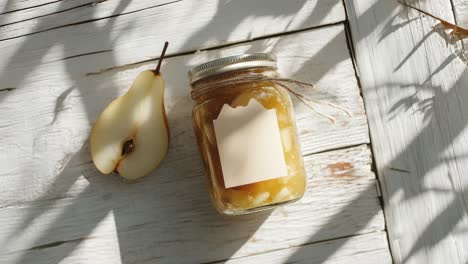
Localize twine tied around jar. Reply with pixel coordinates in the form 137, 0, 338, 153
191, 72, 353, 123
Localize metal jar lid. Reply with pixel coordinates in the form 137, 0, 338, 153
188, 53, 277, 84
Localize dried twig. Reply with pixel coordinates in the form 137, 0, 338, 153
399, 1, 468, 37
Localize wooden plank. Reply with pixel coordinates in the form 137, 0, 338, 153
0, 22, 383, 260
453, 0, 468, 27
0, 0, 96, 26
0, 4, 382, 263
0, 145, 385, 264
0, 0, 174, 37
0, 0, 345, 76
347, 0, 468, 263
0, 0, 345, 40
452, 0, 468, 49
215, 232, 391, 264
0, 0, 61, 14
0, 24, 367, 203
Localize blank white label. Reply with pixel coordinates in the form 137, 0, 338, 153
213, 99, 288, 188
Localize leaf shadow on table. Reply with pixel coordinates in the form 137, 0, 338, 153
378, 73, 468, 263
0, 1, 314, 263
181, 0, 342, 56
2, 120, 272, 264
3, 0, 446, 263
190, 7, 379, 264
283, 0, 468, 263
0, 0, 129, 263
0, 1, 13, 17
1, 0, 379, 263
1, 54, 272, 264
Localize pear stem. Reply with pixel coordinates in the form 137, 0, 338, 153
154, 41, 169, 74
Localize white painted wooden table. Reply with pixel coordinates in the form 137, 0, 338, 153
3, 0, 465, 263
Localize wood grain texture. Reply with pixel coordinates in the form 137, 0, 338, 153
452, 0, 468, 50
0, 145, 385, 264
0, 1, 388, 263
0, 0, 345, 66
0, 0, 345, 41
0, 0, 175, 40
216, 232, 392, 264
0, 24, 367, 204
347, 0, 468, 263
453, 0, 468, 26
0, 0, 96, 26
0, 0, 62, 14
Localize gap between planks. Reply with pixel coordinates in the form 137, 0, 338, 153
0, 0, 63, 15
85, 21, 346, 76
0, 144, 384, 262
346, 0, 468, 263
0, 0, 183, 42
201, 230, 388, 264
0, 13, 380, 262
340, 0, 383, 202
0, 21, 372, 208
341, 0, 362, 89
0, 142, 377, 211
0, 21, 348, 76
0, 1, 105, 27
341, 0, 394, 260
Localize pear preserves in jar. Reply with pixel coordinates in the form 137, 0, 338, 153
189, 54, 306, 215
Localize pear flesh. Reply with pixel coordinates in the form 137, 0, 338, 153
90, 70, 169, 180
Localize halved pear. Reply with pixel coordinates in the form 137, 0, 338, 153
90, 42, 170, 180
90, 42, 169, 180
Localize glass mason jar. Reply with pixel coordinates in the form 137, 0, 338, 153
189, 53, 306, 215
